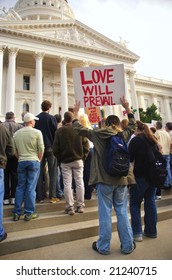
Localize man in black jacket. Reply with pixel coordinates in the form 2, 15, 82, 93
35, 100, 59, 203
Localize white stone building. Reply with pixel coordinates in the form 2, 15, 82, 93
0, 0, 172, 122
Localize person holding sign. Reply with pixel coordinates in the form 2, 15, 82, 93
72, 97, 136, 255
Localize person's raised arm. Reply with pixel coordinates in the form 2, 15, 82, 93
120, 96, 132, 114
73, 100, 80, 120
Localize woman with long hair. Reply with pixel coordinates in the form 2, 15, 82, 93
128, 120, 159, 242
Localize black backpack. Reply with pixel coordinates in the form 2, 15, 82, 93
140, 137, 167, 187
103, 134, 130, 177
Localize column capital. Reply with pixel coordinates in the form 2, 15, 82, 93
34, 52, 45, 61
82, 60, 91, 67
60, 56, 69, 63
0, 45, 6, 53
126, 70, 136, 77
8, 47, 19, 56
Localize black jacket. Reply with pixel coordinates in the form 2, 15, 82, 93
35, 112, 57, 148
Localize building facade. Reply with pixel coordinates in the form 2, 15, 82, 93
0, 0, 172, 122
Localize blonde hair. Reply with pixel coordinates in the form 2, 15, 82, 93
79, 114, 92, 129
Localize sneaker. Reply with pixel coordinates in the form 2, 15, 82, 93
24, 213, 39, 221
65, 208, 75, 215
3, 199, 10, 205
156, 196, 161, 200
11, 198, 15, 205
13, 213, 20, 221
92, 241, 110, 255
143, 232, 157, 238
134, 236, 143, 242
75, 206, 84, 213
121, 241, 136, 255
0, 232, 7, 242
49, 197, 60, 203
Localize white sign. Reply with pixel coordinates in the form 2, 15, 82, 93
72, 64, 125, 108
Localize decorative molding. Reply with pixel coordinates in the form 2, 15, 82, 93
0, 27, 137, 63
8, 47, 19, 56
0, 45, 6, 53
34, 52, 45, 60
60, 56, 69, 63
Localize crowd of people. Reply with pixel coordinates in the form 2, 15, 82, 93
0, 98, 172, 257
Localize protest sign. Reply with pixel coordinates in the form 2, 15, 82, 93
72, 64, 125, 108
85, 107, 101, 125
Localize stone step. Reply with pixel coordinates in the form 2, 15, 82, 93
3, 191, 172, 217
3, 207, 99, 233
0, 202, 172, 257
3, 196, 98, 218
3, 194, 172, 233
1, 191, 172, 256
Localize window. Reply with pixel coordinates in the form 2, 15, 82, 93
23, 75, 30, 91
23, 102, 29, 113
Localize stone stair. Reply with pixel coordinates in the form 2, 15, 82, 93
0, 190, 172, 257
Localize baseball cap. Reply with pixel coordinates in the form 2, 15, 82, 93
24, 113, 39, 123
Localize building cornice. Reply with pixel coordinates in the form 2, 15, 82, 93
0, 18, 139, 62
135, 75, 172, 89
0, 27, 138, 63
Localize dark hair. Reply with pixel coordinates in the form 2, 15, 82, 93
121, 119, 129, 130
54, 114, 62, 124
156, 121, 162, 130
41, 100, 52, 111
5, 112, 15, 120
166, 122, 172, 131
64, 111, 73, 123
105, 115, 120, 127
150, 126, 156, 134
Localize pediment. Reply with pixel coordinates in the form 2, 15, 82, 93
0, 18, 139, 62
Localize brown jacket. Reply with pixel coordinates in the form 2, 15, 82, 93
0, 124, 15, 169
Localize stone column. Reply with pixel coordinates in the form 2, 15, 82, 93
60, 57, 68, 117
0, 46, 5, 116
138, 92, 145, 111
6, 48, 18, 112
34, 52, 45, 115
152, 95, 158, 107
128, 70, 140, 120
164, 96, 171, 122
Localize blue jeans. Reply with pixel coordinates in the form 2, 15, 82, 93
129, 177, 157, 237
14, 161, 40, 215
56, 166, 64, 197
0, 169, 5, 239
96, 183, 133, 254
163, 155, 172, 187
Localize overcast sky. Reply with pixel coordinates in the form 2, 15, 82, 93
1, 0, 172, 82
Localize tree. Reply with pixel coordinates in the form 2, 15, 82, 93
139, 104, 162, 123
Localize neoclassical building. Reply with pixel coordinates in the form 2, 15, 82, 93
0, 0, 172, 122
